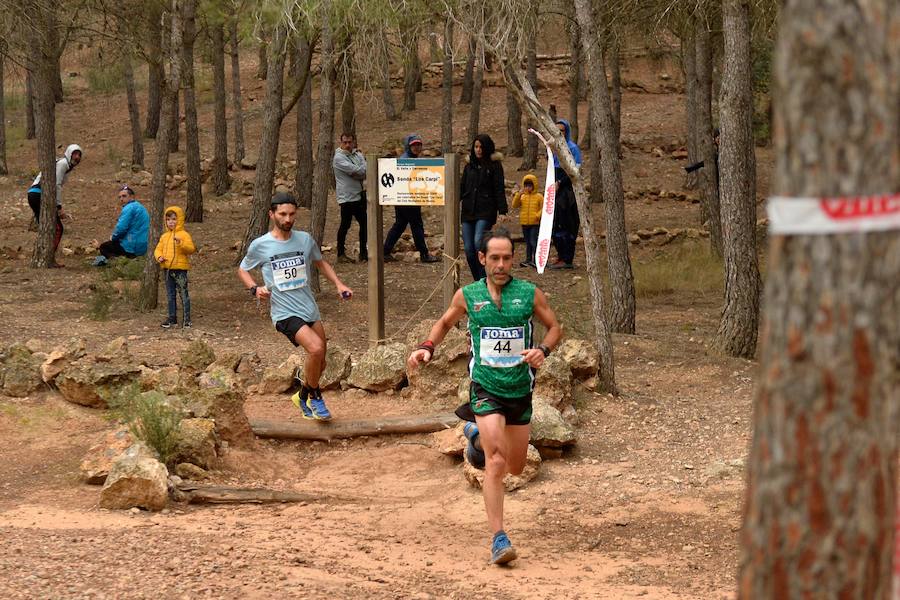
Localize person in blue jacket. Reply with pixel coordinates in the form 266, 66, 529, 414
93, 185, 150, 266
549, 119, 582, 269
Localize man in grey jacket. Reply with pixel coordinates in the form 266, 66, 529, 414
332, 132, 368, 263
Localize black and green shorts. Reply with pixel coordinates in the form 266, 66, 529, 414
454, 381, 533, 426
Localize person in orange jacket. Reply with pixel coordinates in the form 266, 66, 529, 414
154, 205, 196, 329
511, 173, 543, 268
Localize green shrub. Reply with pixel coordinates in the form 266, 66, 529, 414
86, 63, 125, 93
101, 256, 145, 282
107, 385, 183, 467
633, 241, 723, 299
87, 281, 115, 320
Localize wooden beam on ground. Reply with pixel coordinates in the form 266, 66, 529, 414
366, 153, 385, 346
250, 412, 458, 442
175, 484, 345, 505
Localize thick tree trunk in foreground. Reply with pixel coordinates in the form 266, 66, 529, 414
139, 0, 182, 311
608, 42, 622, 149
681, 31, 700, 190
738, 0, 899, 597
338, 40, 356, 138
519, 38, 538, 171
467, 43, 483, 142
568, 20, 580, 142
695, 15, 723, 256
294, 34, 313, 208
229, 16, 245, 164
441, 20, 453, 153
25, 70, 35, 140
575, 0, 635, 334
168, 88, 180, 153
0, 43, 7, 175
123, 54, 144, 168
145, 6, 164, 139
211, 22, 230, 196
715, 0, 760, 358
182, 0, 203, 222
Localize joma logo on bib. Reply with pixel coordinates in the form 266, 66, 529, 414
270, 252, 308, 291
480, 327, 525, 368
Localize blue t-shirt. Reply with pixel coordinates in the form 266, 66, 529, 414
240, 230, 323, 324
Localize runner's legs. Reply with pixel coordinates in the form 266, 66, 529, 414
475, 412, 508, 533
294, 320, 327, 388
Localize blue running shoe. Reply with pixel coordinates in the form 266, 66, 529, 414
291, 387, 315, 419
491, 531, 517, 564
305, 389, 332, 421
463, 422, 485, 470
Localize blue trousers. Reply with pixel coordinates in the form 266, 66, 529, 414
462, 219, 493, 281
165, 269, 191, 323
522, 225, 539, 265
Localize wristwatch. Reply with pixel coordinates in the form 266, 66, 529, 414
249, 285, 258, 298
538, 344, 551, 357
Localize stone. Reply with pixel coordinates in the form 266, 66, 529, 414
299, 345, 351, 390
176, 387, 254, 448
258, 354, 303, 395
175, 462, 209, 480
346, 342, 407, 392
96, 337, 129, 362
172, 418, 218, 469
557, 339, 599, 380
99, 444, 169, 511
138, 365, 184, 395
533, 354, 573, 411
56, 356, 142, 408
0, 343, 43, 397
79, 428, 133, 485
407, 325, 470, 402
529, 399, 576, 448
240, 154, 258, 169
180, 340, 216, 374
41, 339, 87, 384
463, 445, 542, 491
432, 425, 465, 457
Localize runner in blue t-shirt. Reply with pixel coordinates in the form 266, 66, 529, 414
238, 192, 353, 420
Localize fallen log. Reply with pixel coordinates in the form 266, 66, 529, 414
250, 412, 458, 442
174, 484, 350, 505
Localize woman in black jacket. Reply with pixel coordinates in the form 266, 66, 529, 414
460, 134, 507, 280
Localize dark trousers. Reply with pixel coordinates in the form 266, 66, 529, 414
461, 218, 494, 281
28, 191, 63, 254
165, 269, 191, 323
99, 239, 137, 260
553, 231, 577, 264
384, 205, 429, 257
522, 225, 539, 264
337, 200, 368, 258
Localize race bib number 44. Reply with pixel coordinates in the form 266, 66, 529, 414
480, 327, 526, 368
270, 252, 308, 291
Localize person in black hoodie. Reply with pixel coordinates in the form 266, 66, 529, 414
460, 134, 506, 280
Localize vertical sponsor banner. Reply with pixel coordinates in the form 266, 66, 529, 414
528, 129, 557, 274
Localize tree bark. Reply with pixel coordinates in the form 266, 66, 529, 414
380, 34, 398, 121
229, 15, 245, 165
256, 34, 268, 80
122, 53, 144, 168
145, 8, 164, 139
0, 41, 7, 175
294, 34, 313, 208
589, 144, 602, 204
47, 18, 63, 103
310, 13, 335, 250
182, 0, 202, 222
139, 0, 182, 311
695, 13, 723, 256
568, 20, 580, 142
441, 20, 453, 153
715, 0, 759, 358
681, 30, 700, 190
738, 0, 899, 597
251, 412, 458, 441
25, 69, 35, 140
211, 21, 230, 196
175, 484, 332, 505
608, 41, 622, 149
401, 29, 419, 112
519, 37, 538, 171
575, 0, 635, 335
506, 89, 524, 157
459, 37, 475, 104
338, 36, 356, 138
168, 88, 180, 153
466, 42, 483, 142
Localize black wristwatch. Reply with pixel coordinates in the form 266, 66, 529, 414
538, 344, 551, 357
249, 285, 258, 298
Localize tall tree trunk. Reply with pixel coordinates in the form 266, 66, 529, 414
338, 37, 356, 138
123, 53, 144, 168
506, 89, 524, 157
467, 42, 483, 142
0, 42, 7, 175
145, 8, 164, 139
256, 34, 268, 80
380, 34, 398, 121
568, 20, 580, 142
168, 89, 180, 152
182, 0, 202, 222
139, 0, 182, 311
211, 21, 230, 195
575, 0, 635, 334
715, 0, 759, 358
608, 41, 622, 149
459, 37, 475, 104
681, 30, 700, 190
738, 0, 899, 597
695, 14, 723, 256
294, 34, 313, 208
501, 60, 616, 394
28, 7, 58, 268
441, 20, 453, 153
229, 16, 245, 165
238, 25, 288, 256
47, 20, 63, 103
582, 101, 592, 149
401, 30, 419, 112
519, 36, 538, 171
589, 143, 602, 204
25, 70, 35, 140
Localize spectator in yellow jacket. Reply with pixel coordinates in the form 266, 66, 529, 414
511, 173, 543, 268
154, 205, 196, 329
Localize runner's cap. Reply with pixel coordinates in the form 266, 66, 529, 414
271, 191, 298, 208
409, 135, 423, 145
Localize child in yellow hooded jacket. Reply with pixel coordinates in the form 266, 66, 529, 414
511, 173, 543, 268
154, 206, 196, 328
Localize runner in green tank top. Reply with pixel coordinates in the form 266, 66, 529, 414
408, 228, 562, 565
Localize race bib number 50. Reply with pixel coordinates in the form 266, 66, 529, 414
270, 252, 307, 291
480, 327, 526, 368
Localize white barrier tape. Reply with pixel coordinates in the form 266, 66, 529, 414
767, 194, 900, 235
528, 128, 557, 274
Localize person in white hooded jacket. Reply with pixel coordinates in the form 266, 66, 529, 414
27, 143, 82, 265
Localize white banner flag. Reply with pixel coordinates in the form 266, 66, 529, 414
767, 193, 900, 235
528, 129, 557, 274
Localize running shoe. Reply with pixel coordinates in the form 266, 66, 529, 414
305, 388, 332, 421
160, 318, 177, 329
182, 321, 192, 329
92, 256, 108, 267
491, 531, 517, 564
463, 422, 485, 470
420, 254, 440, 263
291, 386, 315, 419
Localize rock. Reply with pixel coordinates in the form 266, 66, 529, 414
463, 445, 542, 491
79, 428, 133, 485
41, 339, 87, 384
180, 340, 216, 374
99, 444, 169, 511
96, 336, 130, 362
0, 343, 43, 397
636, 229, 655, 240
628, 233, 641, 244
177, 387, 254, 448
533, 354, 573, 411
407, 325, 469, 401
24, 338, 46, 354
175, 462, 209, 480
56, 356, 142, 408
557, 339, 599, 380
432, 425, 465, 457
240, 154, 258, 169
258, 354, 303, 395
203, 351, 261, 389
138, 365, 184, 395
346, 343, 407, 392
172, 418, 218, 469
260, 346, 351, 394
529, 399, 576, 448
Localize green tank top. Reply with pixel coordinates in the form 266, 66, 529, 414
462, 277, 536, 398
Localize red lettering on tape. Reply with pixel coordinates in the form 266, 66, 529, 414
820, 194, 900, 220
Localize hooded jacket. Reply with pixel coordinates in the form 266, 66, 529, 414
154, 205, 196, 270
552, 120, 581, 236
332, 146, 366, 204
460, 152, 507, 222
552, 120, 582, 169
512, 174, 543, 226
30, 144, 82, 207
400, 133, 423, 158
111, 196, 150, 256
